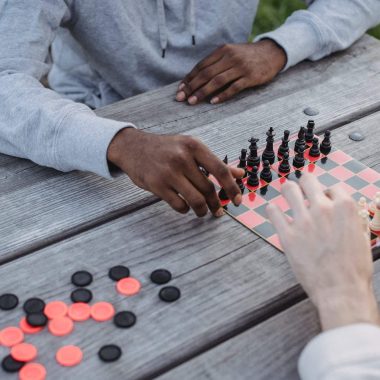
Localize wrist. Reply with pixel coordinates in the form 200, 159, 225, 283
257, 38, 287, 74
107, 127, 139, 167
316, 285, 380, 331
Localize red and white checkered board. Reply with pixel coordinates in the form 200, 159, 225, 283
210, 135, 380, 252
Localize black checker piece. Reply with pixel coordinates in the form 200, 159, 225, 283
114, 311, 137, 328
0, 294, 18, 311
98, 345, 122, 362
159, 286, 181, 302
150, 269, 172, 285
71, 288, 93, 304
71, 270, 93, 287
109, 265, 130, 281
23, 298, 45, 314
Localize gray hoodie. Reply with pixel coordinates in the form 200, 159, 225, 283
0, 0, 379, 178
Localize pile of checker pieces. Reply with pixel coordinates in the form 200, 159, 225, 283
210, 120, 380, 251
0, 266, 180, 379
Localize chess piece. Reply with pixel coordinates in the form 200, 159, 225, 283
218, 187, 229, 201
277, 130, 290, 158
237, 149, 248, 177
294, 127, 306, 153
358, 209, 370, 235
247, 166, 259, 187
358, 197, 367, 212
223, 155, 228, 164
309, 137, 321, 157
292, 146, 305, 168
247, 138, 260, 167
305, 120, 315, 144
278, 153, 290, 174
369, 200, 380, 232
236, 178, 245, 194
260, 160, 272, 182
369, 192, 380, 215
262, 127, 276, 165
320, 130, 332, 155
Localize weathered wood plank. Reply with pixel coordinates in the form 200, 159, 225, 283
158, 262, 380, 380
0, 115, 379, 379
1, 37, 380, 260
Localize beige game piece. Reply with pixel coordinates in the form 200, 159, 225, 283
369, 192, 380, 214
358, 209, 370, 234
369, 201, 380, 232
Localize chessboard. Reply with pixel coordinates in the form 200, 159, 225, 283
210, 124, 380, 252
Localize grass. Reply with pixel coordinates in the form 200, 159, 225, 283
252, 0, 380, 39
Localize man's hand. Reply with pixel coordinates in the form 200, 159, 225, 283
176, 39, 286, 105
107, 128, 244, 217
267, 174, 379, 331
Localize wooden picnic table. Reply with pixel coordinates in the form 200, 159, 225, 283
1, 34, 380, 379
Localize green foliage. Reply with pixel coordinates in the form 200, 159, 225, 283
252, 0, 380, 39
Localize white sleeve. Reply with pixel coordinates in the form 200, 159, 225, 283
299, 323, 380, 380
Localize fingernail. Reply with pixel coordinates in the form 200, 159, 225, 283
178, 83, 185, 90
188, 96, 197, 105
233, 193, 242, 206
214, 208, 225, 218
176, 91, 186, 101
210, 97, 219, 104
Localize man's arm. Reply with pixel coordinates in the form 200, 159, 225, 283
0, 1, 244, 217
266, 174, 380, 380
255, 0, 380, 71
177, 0, 380, 105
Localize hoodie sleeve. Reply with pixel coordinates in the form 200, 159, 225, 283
0, 0, 134, 178
298, 324, 380, 380
254, 0, 380, 71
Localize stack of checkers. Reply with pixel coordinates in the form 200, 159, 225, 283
212, 121, 380, 251
0, 265, 181, 378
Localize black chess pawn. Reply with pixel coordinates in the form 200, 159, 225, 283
309, 137, 321, 157
278, 153, 291, 174
218, 187, 229, 201
223, 155, 228, 165
247, 137, 260, 167
260, 160, 272, 182
320, 130, 332, 155
236, 178, 245, 194
237, 149, 248, 177
278, 130, 290, 158
292, 146, 305, 168
294, 126, 306, 153
262, 128, 276, 165
247, 166, 259, 187
305, 120, 315, 144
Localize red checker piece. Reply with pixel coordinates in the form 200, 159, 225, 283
56, 345, 83, 367
44, 301, 68, 319
236, 211, 266, 229
11, 343, 37, 362
0, 326, 24, 347
68, 303, 91, 322
19, 363, 46, 380
116, 277, 141, 296
91, 302, 115, 322
48, 317, 74, 337
19, 317, 43, 335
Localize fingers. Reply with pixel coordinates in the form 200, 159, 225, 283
174, 177, 210, 217
194, 143, 243, 206
185, 162, 224, 217
282, 181, 308, 219
188, 69, 241, 105
266, 203, 290, 236
299, 173, 329, 204
210, 78, 247, 104
159, 190, 190, 214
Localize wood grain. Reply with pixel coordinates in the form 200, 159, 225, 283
159, 263, 380, 380
0, 113, 379, 379
2, 38, 380, 260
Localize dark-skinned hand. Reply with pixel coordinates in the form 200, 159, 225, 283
107, 128, 244, 217
176, 39, 286, 105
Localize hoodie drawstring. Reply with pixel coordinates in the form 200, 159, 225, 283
157, 0, 196, 58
